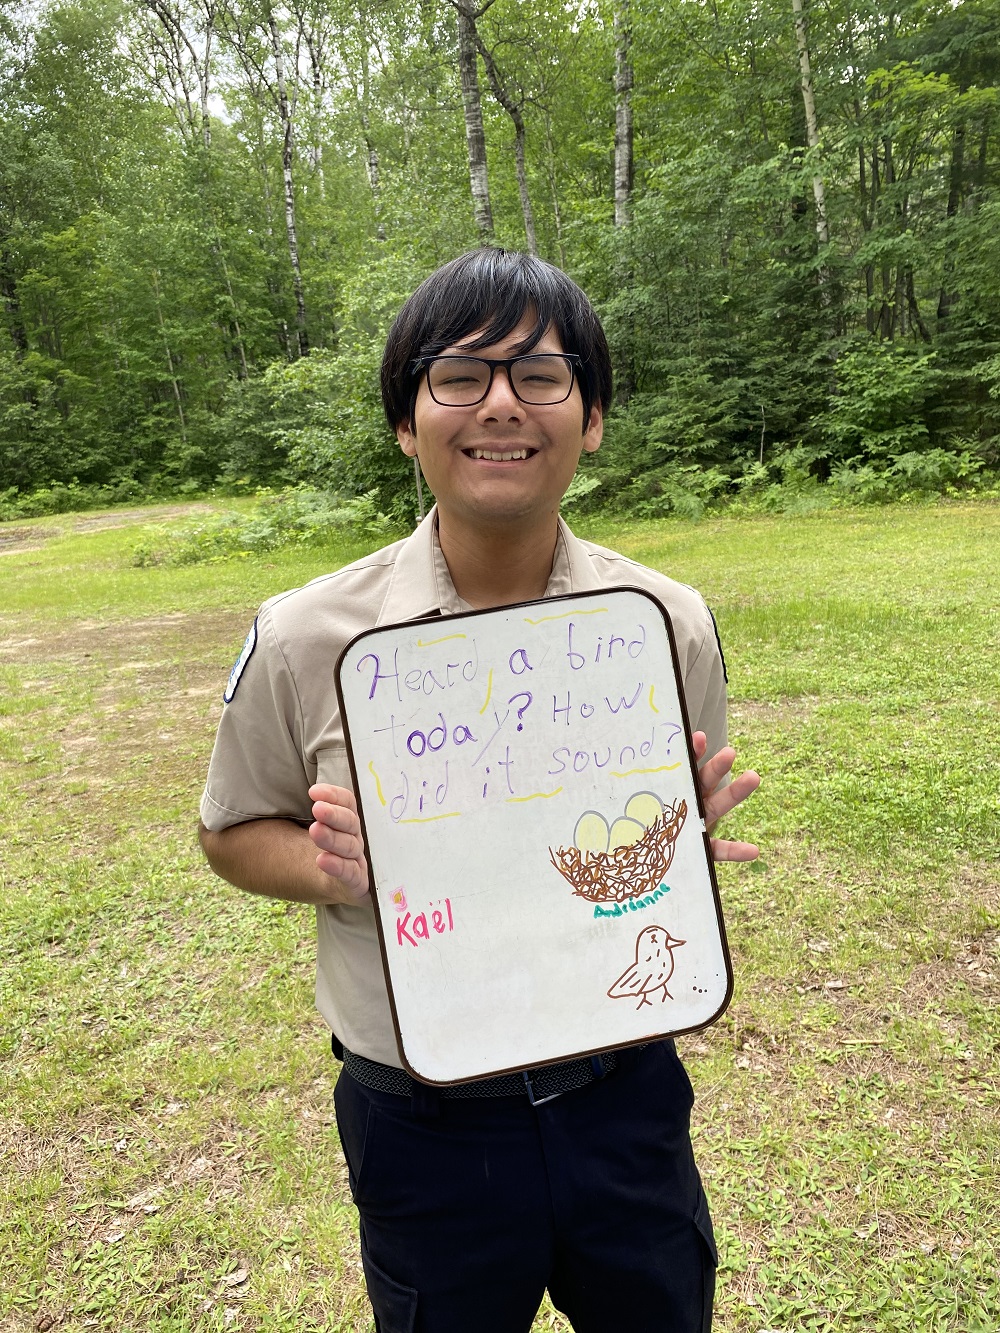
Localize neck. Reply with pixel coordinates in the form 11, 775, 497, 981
436, 510, 560, 609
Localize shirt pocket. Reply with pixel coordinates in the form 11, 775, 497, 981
315, 744, 355, 795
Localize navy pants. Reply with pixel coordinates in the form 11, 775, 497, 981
333, 1041, 717, 1333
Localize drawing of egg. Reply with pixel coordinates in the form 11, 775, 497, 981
608, 816, 647, 851
574, 811, 610, 856
625, 791, 664, 830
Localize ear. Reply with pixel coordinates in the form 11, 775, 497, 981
396, 419, 417, 458
582, 404, 603, 454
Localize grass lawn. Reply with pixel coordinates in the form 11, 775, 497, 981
1, 500, 998, 1332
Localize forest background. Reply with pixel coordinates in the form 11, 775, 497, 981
3, 0, 1000, 523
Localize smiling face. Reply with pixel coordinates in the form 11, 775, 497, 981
395, 317, 603, 534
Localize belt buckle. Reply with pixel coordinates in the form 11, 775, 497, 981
522, 1069, 563, 1106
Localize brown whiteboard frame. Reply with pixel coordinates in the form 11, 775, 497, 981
335, 585, 734, 1084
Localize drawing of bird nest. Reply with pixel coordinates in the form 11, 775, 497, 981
548, 792, 688, 903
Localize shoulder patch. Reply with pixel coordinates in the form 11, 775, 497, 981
223, 618, 258, 703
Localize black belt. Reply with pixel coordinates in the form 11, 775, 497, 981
342, 1046, 620, 1106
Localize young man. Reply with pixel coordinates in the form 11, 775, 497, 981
200, 248, 759, 1333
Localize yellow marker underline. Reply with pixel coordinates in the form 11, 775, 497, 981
522, 607, 608, 624
368, 760, 387, 807
397, 811, 462, 824
506, 787, 564, 803
611, 761, 682, 778
648, 684, 659, 714
416, 633, 467, 647
478, 667, 494, 715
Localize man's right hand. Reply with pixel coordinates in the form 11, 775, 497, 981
199, 792, 369, 907
308, 783, 370, 901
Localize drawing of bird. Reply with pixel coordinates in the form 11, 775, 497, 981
607, 926, 686, 1010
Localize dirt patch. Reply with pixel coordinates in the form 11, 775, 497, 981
0, 504, 213, 557
729, 697, 820, 727
68, 504, 212, 533
0, 527, 40, 550
0, 609, 245, 666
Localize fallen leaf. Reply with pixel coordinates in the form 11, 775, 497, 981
220, 1268, 249, 1288
824, 979, 846, 990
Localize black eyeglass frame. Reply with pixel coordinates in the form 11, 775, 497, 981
411, 353, 583, 407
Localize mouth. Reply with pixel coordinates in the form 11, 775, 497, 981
463, 447, 537, 462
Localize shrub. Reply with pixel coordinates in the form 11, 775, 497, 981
130, 488, 403, 567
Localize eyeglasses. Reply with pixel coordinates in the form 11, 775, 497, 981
413, 353, 582, 407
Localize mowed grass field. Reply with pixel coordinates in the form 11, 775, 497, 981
1, 501, 998, 1332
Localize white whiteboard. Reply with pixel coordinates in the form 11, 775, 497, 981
336, 587, 732, 1083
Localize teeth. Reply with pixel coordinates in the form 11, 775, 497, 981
470, 449, 529, 461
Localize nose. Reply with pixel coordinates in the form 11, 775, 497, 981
477, 366, 526, 422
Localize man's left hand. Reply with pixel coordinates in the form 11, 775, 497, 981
692, 731, 761, 863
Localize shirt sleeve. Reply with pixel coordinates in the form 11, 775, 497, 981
682, 602, 729, 771
200, 606, 315, 831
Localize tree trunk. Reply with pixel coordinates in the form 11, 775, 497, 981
975, 114, 991, 199
544, 114, 566, 268
358, 31, 385, 241
907, 269, 931, 343
474, 33, 537, 255
880, 136, 895, 339
613, 0, 633, 227
151, 269, 187, 443
0, 237, 28, 358
937, 120, 966, 325
267, 3, 309, 356
857, 129, 875, 334
455, 5, 493, 243
790, 0, 829, 252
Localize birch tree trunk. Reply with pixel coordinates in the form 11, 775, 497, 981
267, 3, 309, 356
474, 33, 537, 255
151, 268, 187, 443
455, 3, 494, 243
613, 0, 633, 227
790, 0, 829, 250
358, 26, 385, 241
544, 114, 567, 268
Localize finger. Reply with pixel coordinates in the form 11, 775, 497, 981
698, 745, 737, 796
315, 849, 369, 896
311, 799, 362, 835
691, 731, 708, 763
710, 837, 760, 863
308, 819, 365, 861
703, 769, 761, 823
308, 784, 358, 813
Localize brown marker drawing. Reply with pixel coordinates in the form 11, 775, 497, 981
607, 926, 686, 1009
549, 792, 687, 903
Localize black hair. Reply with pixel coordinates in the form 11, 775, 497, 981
381, 248, 613, 433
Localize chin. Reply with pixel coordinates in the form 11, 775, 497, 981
460, 492, 548, 526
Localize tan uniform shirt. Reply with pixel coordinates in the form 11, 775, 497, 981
201, 508, 728, 1067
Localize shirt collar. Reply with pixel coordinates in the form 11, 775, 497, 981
375, 504, 602, 626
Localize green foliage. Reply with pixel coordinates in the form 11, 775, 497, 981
1, 0, 1000, 506
814, 343, 942, 463
0, 477, 178, 521
129, 488, 403, 566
